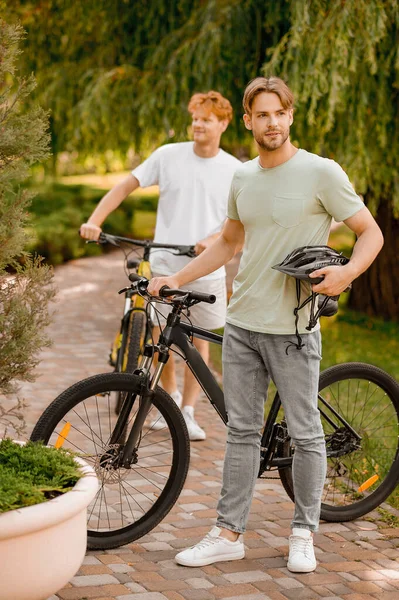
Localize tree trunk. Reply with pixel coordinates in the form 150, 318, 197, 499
348, 194, 399, 320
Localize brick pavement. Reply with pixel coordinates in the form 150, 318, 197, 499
6, 251, 399, 600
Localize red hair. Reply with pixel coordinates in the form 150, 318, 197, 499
188, 91, 233, 122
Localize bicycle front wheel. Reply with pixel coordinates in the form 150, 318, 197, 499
278, 363, 399, 521
30, 373, 190, 549
114, 309, 147, 414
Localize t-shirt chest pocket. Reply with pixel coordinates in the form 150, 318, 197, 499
272, 193, 305, 228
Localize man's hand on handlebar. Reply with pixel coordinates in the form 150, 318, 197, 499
80, 222, 102, 241
148, 275, 181, 296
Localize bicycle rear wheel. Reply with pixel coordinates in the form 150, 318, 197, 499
30, 372, 190, 549
125, 310, 147, 372
278, 363, 399, 521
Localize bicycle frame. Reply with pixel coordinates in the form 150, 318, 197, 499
110, 235, 195, 367
114, 304, 362, 472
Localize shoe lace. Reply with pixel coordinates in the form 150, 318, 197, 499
194, 533, 222, 550
290, 536, 313, 558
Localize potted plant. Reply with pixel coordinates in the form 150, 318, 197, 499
0, 21, 99, 599
0, 438, 98, 600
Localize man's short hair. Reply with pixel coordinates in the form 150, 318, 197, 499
243, 77, 294, 115
188, 91, 233, 123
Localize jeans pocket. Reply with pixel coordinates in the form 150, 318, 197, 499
307, 331, 322, 361
272, 194, 304, 228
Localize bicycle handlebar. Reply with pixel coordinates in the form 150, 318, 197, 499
159, 285, 216, 305
98, 232, 196, 257
128, 273, 216, 305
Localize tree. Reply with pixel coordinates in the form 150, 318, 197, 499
264, 0, 398, 319
4, 1, 397, 319
3, 1, 289, 157
0, 18, 54, 428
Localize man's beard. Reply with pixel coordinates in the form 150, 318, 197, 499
254, 128, 289, 151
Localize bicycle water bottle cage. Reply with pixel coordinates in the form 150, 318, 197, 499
272, 246, 350, 352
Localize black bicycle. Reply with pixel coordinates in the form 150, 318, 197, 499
96, 232, 195, 414
30, 275, 399, 550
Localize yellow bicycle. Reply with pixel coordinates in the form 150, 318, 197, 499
98, 232, 195, 413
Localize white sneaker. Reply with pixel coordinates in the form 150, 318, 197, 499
150, 390, 182, 430
182, 407, 206, 441
287, 528, 317, 573
175, 526, 245, 567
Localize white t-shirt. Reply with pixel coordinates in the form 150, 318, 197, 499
132, 141, 241, 281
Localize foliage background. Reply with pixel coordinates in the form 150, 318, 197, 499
1, 1, 398, 320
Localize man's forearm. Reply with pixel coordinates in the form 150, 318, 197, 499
175, 234, 237, 287
346, 226, 384, 280
88, 176, 139, 226
88, 185, 128, 226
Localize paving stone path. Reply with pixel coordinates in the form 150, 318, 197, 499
7, 251, 399, 600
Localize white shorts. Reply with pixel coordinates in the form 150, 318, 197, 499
151, 274, 227, 330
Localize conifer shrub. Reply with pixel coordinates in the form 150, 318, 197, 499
0, 439, 81, 512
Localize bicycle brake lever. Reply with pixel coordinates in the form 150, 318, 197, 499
118, 287, 130, 294
174, 246, 196, 257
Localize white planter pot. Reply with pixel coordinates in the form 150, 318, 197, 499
0, 455, 98, 600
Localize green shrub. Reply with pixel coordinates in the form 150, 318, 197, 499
0, 439, 82, 512
0, 20, 54, 410
26, 182, 137, 265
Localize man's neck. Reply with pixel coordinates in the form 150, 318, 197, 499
258, 140, 298, 169
193, 141, 221, 158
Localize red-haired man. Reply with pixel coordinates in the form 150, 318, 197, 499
80, 91, 241, 441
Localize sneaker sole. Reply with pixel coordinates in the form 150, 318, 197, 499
175, 549, 245, 567
188, 434, 206, 442
287, 561, 317, 573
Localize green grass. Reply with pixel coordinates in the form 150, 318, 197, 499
376, 507, 399, 528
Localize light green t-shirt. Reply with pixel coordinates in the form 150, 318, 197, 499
226, 149, 364, 334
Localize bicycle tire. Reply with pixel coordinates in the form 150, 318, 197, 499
277, 363, 399, 521
126, 310, 147, 373
30, 372, 190, 549
114, 310, 147, 415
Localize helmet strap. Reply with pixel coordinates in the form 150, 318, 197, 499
312, 294, 330, 323
285, 279, 326, 354
285, 279, 306, 353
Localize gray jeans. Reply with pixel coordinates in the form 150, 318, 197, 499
216, 323, 327, 533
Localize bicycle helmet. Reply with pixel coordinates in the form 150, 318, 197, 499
272, 245, 349, 283
272, 246, 350, 352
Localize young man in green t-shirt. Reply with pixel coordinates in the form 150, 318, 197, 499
148, 77, 383, 573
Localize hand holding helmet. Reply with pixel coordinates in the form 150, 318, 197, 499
272, 246, 352, 350
309, 264, 354, 296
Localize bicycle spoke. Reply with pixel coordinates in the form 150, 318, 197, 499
48, 392, 178, 534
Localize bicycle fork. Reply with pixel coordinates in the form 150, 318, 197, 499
109, 344, 169, 468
